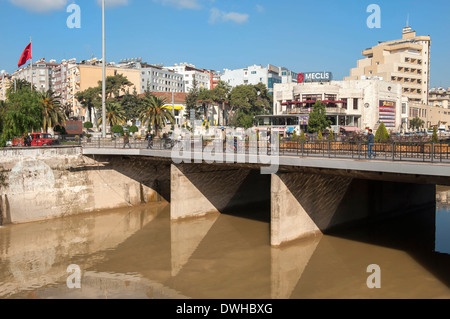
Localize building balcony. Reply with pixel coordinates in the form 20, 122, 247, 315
326, 107, 347, 115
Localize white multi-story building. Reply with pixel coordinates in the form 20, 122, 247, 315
164, 63, 211, 92
221, 64, 297, 94
345, 26, 431, 105
13, 58, 59, 93
271, 79, 406, 133
0, 72, 11, 101
116, 60, 185, 93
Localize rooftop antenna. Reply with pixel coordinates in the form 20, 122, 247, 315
406, 13, 409, 27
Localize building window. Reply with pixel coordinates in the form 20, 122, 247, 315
303, 94, 322, 101
402, 103, 407, 114
353, 98, 358, 110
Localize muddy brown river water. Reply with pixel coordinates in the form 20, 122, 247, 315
0, 186, 449, 299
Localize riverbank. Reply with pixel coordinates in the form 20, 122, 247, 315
0, 147, 170, 225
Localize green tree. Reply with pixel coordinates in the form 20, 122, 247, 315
253, 82, 273, 114
76, 87, 101, 124
97, 100, 126, 127
292, 130, 298, 141
139, 93, 175, 137
328, 130, 335, 141
120, 88, 141, 124
99, 74, 133, 100
210, 81, 231, 126
198, 88, 214, 125
40, 90, 66, 133
431, 127, 439, 143
374, 122, 390, 142
111, 124, 124, 136
307, 101, 331, 133
128, 125, 138, 134
317, 130, 323, 141
0, 86, 43, 146
230, 109, 255, 129
53, 125, 67, 135
83, 121, 94, 129
228, 84, 272, 128
184, 76, 202, 123
410, 117, 424, 130
300, 130, 306, 142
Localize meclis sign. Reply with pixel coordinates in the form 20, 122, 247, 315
297, 72, 333, 83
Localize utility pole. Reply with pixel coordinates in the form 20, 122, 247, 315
102, 0, 106, 138
30, 37, 33, 90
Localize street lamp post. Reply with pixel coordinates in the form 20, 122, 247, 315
102, 0, 106, 138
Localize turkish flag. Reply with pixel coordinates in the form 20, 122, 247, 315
18, 43, 32, 68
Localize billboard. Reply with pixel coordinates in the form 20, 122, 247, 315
378, 101, 396, 128
297, 72, 333, 83
65, 120, 83, 135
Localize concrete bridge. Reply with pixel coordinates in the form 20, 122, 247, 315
81, 144, 450, 246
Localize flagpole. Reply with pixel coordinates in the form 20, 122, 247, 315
30, 37, 33, 90
102, 0, 106, 138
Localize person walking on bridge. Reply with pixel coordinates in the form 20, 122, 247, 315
145, 131, 153, 149
367, 129, 376, 159
123, 133, 131, 149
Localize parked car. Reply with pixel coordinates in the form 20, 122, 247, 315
11, 133, 59, 147
29, 133, 59, 146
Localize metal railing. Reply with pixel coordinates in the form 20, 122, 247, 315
82, 137, 450, 163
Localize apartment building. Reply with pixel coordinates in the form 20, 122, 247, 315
0, 72, 12, 101
345, 26, 431, 105
51, 58, 77, 108
221, 64, 297, 95
164, 63, 211, 92
67, 59, 142, 121
409, 103, 450, 130
429, 87, 449, 109
13, 58, 59, 93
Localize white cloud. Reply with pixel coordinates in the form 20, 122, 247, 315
157, 0, 203, 10
209, 8, 249, 24
97, 0, 129, 8
8, 0, 129, 12
256, 4, 264, 13
8, 0, 68, 13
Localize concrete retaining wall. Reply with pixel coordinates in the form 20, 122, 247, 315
0, 147, 170, 225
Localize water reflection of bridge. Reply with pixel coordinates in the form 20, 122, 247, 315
1, 201, 449, 299
437, 186, 450, 211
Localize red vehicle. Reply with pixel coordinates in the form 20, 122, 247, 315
12, 133, 59, 147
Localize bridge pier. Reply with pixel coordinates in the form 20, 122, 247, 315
270, 171, 436, 246
170, 164, 270, 220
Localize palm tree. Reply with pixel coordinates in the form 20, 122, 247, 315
97, 100, 126, 127
40, 90, 66, 133
138, 93, 175, 137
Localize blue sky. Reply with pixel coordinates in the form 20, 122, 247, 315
0, 0, 449, 88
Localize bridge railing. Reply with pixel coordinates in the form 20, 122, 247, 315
81, 137, 450, 163
277, 140, 450, 162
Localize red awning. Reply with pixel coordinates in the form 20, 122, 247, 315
335, 100, 347, 104
303, 100, 316, 103
321, 100, 334, 103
